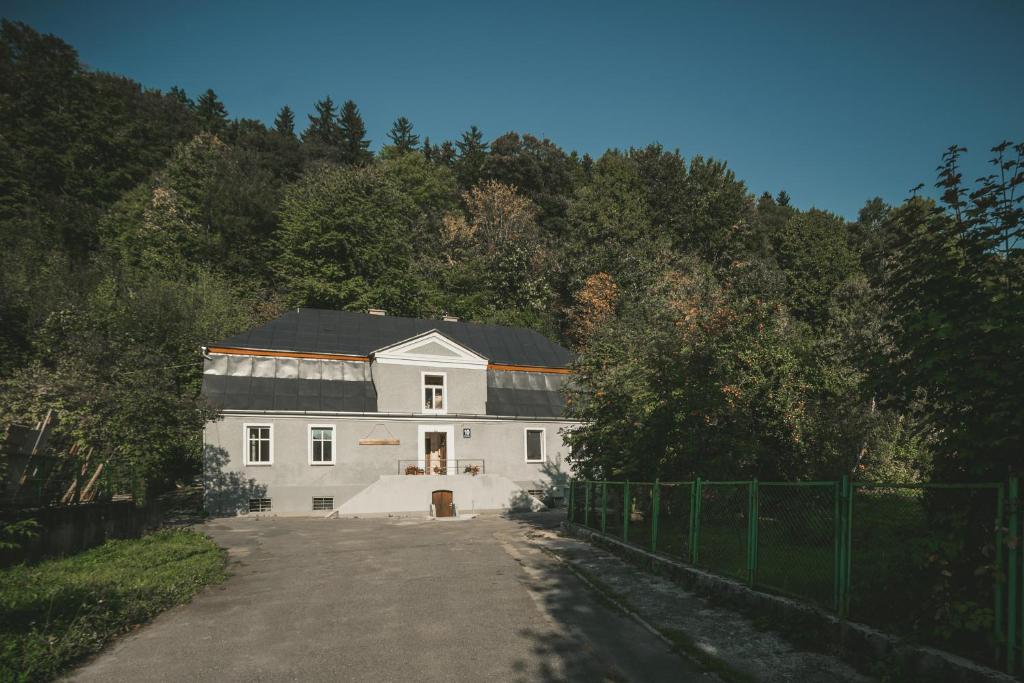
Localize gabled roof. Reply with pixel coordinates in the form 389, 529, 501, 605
210, 308, 572, 369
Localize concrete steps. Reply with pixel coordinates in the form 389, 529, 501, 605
336, 474, 545, 516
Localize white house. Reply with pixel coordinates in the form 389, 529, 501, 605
201, 308, 578, 516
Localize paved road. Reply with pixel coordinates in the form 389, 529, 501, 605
68, 512, 710, 682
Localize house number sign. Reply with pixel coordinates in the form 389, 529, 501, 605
462, 427, 472, 438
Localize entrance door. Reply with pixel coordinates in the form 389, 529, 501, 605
432, 490, 453, 517
425, 432, 448, 474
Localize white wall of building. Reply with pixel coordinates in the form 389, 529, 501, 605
203, 413, 577, 515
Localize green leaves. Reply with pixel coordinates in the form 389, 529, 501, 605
273, 164, 420, 312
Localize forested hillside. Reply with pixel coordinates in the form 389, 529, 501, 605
1, 21, 1020, 498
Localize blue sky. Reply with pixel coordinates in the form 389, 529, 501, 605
4, 0, 1022, 219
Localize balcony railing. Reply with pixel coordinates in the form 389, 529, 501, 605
398, 459, 485, 476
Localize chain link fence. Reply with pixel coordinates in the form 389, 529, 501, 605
567, 477, 1018, 674
656, 482, 692, 561
696, 482, 749, 580
848, 483, 1002, 664
757, 482, 836, 608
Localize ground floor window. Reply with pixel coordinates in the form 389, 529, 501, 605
249, 498, 272, 513
525, 428, 546, 462
245, 425, 272, 465
312, 496, 334, 511
309, 425, 334, 465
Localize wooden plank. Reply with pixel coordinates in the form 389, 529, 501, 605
487, 363, 572, 374
358, 438, 400, 446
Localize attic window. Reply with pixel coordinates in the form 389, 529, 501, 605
423, 373, 446, 414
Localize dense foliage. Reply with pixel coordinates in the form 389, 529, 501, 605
0, 21, 1019, 496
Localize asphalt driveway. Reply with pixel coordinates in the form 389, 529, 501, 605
68, 512, 710, 682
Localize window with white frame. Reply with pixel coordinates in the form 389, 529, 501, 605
525, 428, 545, 463
249, 498, 272, 512
422, 373, 446, 413
309, 425, 334, 465
245, 425, 272, 465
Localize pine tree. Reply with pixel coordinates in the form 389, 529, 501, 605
455, 125, 488, 186
776, 190, 791, 206
168, 86, 192, 109
195, 89, 227, 134
437, 141, 457, 166
274, 105, 296, 137
422, 136, 433, 162
303, 96, 340, 146
338, 100, 372, 165
387, 116, 419, 153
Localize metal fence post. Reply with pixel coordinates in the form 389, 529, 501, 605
584, 482, 590, 528
747, 479, 759, 587
601, 482, 608, 535
690, 478, 702, 564
651, 480, 660, 553
1008, 476, 1019, 674
623, 481, 631, 543
996, 481, 1005, 666
568, 480, 575, 523
839, 475, 853, 619
833, 478, 842, 614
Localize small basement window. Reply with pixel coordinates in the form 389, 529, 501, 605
249, 498, 272, 513
309, 425, 334, 465
525, 428, 546, 463
312, 497, 334, 511
423, 373, 446, 413
245, 425, 272, 465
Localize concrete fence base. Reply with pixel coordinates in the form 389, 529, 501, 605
562, 521, 1015, 683
1, 500, 162, 567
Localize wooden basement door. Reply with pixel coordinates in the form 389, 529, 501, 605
432, 490, 453, 517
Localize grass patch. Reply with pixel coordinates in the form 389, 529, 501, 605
0, 529, 226, 682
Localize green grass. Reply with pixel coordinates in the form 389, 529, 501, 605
0, 529, 226, 682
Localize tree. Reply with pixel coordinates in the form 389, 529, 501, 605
274, 105, 295, 137
338, 100, 372, 165
877, 142, 1024, 482
454, 125, 488, 188
386, 116, 419, 153
482, 132, 576, 237
195, 89, 228, 134
564, 260, 855, 481
302, 96, 342, 162
273, 165, 422, 312
771, 209, 859, 323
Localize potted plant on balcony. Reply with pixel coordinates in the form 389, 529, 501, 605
405, 465, 424, 475
463, 464, 481, 476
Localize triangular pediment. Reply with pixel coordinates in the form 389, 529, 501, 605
371, 330, 488, 369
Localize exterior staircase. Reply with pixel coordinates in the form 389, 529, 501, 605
336, 474, 545, 516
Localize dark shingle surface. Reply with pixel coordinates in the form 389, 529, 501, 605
203, 375, 378, 413
212, 309, 571, 369
485, 387, 566, 418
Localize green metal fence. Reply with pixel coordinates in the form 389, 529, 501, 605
568, 476, 1022, 675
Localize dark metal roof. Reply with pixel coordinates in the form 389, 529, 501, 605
212, 309, 572, 369
485, 388, 566, 418
202, 374, 563, 417
202, 375, 378, 413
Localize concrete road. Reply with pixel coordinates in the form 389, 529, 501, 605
68, 513, 710, 682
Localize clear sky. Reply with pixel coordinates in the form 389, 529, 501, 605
3, 0, 1022, 219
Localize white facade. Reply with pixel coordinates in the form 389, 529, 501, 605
202, 329, 578, 516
